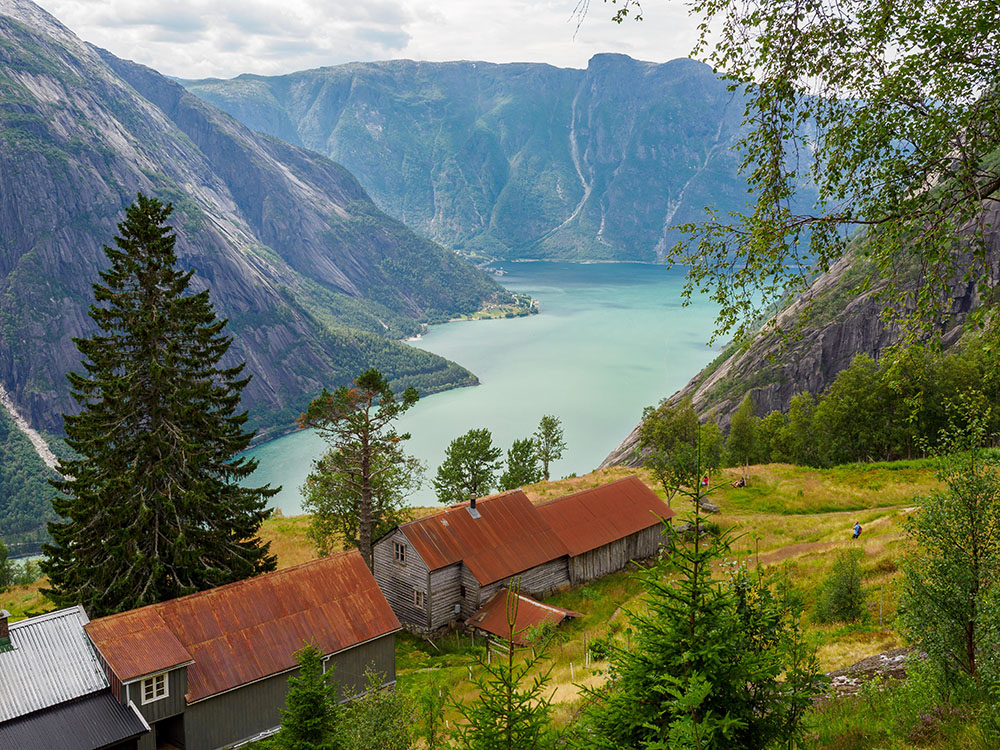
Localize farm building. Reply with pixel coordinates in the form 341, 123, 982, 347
0, 606, 149, 750
536, 475, 671, 584
373, 489, 571, 633
84, 549, 400, 750
465, 588, 582, 646
373, 476, 673, 633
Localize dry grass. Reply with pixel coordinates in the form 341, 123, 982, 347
0, 577, 52, 621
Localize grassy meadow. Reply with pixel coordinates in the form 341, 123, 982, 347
6, 459, 984, 747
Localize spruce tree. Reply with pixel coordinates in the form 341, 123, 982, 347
277, 643, 341, 750
453, 581, 556, 750
42, 194, 276, 616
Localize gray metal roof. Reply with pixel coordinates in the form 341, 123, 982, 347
0, 605, 109, 722
0, 690, 149, 750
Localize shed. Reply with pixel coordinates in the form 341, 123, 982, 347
466, 589, 582, 646
0, 606, 149, 750
86, 549, 400, 750
536, 476, 673, 584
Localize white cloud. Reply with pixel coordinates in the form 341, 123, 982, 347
37, 0, 700, 79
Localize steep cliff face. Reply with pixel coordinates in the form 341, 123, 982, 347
0, 0, 501, 438
184, 55, 765, 262
600, 206, 998, 468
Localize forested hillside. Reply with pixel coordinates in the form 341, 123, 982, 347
0, 408, 57, 554
603, 204, 1000, 468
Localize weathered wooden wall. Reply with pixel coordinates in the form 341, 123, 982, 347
428, 564, 463, 630
477, 558, 571, 609
570, 526, 664, 584
126, 666, 187, 725
373, 528, 430, 629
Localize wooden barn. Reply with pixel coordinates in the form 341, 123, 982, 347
536, 476, 671, 584
85, 550, 400, 750
373, 489, 571, 633
374, 476, 673, 633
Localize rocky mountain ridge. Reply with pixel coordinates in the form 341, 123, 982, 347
183, 55, 783, 263
0, 0, 502, 441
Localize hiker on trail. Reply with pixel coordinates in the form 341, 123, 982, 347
852, 521, 862, 540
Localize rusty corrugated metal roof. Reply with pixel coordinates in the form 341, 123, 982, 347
400, 490, 569, 586
85, 550, 400, 702
536, 476, 674, 557
466, 589, 582, 646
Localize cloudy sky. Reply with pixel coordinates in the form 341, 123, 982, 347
38, 0, 700, 80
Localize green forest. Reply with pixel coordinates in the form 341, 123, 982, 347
743, 340, 1000, 467
0, 408, 57, 556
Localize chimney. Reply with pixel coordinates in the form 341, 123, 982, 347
467, 493, 481, 519
0, 609, 11, 651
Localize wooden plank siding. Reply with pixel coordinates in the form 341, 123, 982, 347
428, 564, 464, 630
569, 526, 665, 585
477, 557, 571, 609
125, 666, 187, 725
373, 529, 431, 629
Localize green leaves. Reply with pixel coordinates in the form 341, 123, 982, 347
672, 0, 1000, 341
532, 415, 566, 482
434, 428, 504, 504
299, 368, 422, 569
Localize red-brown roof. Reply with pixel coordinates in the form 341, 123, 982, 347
466, 589, 582, 646
536, 476, 673, 557
400, 490, 569, 586
85, 550, 400, 702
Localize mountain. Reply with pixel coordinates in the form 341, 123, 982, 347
0, 0, 504, 446
183, 55, 765, 262
600, 205, 1000, 467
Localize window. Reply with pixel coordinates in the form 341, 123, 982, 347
393, 542, 406, 564
141, 672, 168, 704
414, 588, 425, 608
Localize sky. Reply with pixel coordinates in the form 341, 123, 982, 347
37, 0, 700, 80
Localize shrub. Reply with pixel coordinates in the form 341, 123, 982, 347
815, 548, 868, 624
587, 635, 612, 661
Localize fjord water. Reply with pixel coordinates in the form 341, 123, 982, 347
244, 262, 720, 513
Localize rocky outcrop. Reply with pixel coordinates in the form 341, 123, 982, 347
0, 0, 500, 439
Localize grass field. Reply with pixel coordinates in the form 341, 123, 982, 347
5, 458, 975, 747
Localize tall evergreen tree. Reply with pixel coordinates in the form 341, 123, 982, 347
453, 581, 556, 750
276, 643, 341, 750
42, 194, 276, 616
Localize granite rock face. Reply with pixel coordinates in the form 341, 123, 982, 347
0, 0, 500, 438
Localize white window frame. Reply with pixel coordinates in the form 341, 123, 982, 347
414, 588, 425, 608
393, 541, 406, 564
141, 672, 169, 704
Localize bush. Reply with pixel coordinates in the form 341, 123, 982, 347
587, 635, 612, 661
815, 548, 868, 624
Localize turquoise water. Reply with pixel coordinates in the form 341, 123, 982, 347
243, 262, 721, 513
